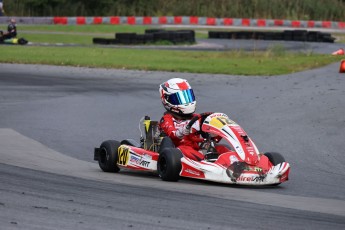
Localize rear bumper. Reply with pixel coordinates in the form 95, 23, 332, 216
94, 148, 100, 161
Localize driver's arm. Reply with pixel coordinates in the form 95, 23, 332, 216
159, 114, 182, 142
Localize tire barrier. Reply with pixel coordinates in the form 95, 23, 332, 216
93, 29, 195, 45
208, 30, 336, 43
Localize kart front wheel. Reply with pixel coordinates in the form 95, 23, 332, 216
98, 140, 121, 173
157, 148, 183, 182
264, 152, 285, 166
264, 152, 286, 186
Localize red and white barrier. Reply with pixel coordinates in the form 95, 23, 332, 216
52, 16, 345, 29
1, 16, 344, 30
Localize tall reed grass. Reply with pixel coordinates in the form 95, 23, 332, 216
4, 0, 345, 21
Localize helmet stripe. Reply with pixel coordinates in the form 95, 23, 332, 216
186, 89, 194, 102
177, 92, 183, 104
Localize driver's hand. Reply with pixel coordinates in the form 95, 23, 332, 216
176, 126, 191, 138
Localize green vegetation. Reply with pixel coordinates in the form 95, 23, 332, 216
19, 33, 96, 45
0, 25, 340, 76
0, 45, 340, 76
333, 34, 345, 43
3, 0, 345, 21
19, 25, 148, 34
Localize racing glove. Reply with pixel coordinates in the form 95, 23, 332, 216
175, 126, 191, 139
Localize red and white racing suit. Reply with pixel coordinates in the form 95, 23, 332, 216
159, 112, 206, 161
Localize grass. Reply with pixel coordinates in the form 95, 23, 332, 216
333, 33, 345, 43
0, 45, 340, 75
0, 24, 341, 75
19, 33, 99, 45
11, 24, 208, 44
18, 24, 149, 34
16, 25, 148, 45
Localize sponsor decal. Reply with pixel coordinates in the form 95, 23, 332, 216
185, 169, 201, 176
254, 167, 263, 172
236, 176, 252, 182
129, 153, 151, 168
117, 146, 130, 166
235, 146, 245, 156
232, 126, 245, 134
130, 155, 141, 164
280, 172, 289, 182
210, 113, 227, 118
139, 160, 150, 167
237, 175, 266, 182
245, 146, 255, 155
171, 107, 180, 113
252, 176, 265, 182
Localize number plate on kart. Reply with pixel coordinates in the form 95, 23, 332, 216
117, 146, 130, 166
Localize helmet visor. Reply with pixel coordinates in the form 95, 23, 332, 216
168, 89, 195, 105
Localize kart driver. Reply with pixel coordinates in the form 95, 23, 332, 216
0, 18, 17, 40
159, 78, 221, 161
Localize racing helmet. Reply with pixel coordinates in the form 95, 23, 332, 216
159, 78, 196, 115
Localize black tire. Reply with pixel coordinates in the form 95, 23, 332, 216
264, 152, 286, 186
93, 38, 112, 45
158, 137, 175, 154
145, 29, 165, 34
18, 38, 28, 45
264, 152, 285, 166
98, 140, 121, 173
157, 148, 183, 181
208, 31, 219, 39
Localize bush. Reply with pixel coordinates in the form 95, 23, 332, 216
4, 0, 345, 21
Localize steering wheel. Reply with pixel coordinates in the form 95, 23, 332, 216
186, 112, 213, 138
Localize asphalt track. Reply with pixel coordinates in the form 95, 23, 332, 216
0, 61, 345, 229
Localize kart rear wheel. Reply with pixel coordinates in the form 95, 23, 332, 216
157, 148, 183, 182
98, 140, 120, 173
264, 152, 285, 165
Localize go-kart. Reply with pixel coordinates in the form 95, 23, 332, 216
94, 112, 290, 186
0, 31, 28, 45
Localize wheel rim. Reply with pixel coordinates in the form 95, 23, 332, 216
159, 157, 167, 175
100, 147, 108, 165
